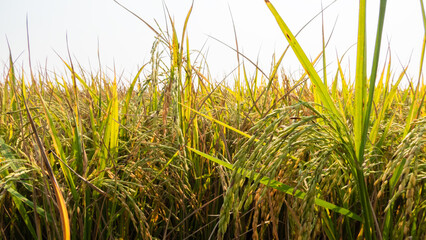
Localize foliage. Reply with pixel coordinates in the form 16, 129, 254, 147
1, 1, 425, 239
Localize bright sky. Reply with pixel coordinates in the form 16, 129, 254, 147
0, 0, 424, 83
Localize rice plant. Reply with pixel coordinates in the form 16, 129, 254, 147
0, 0, 425, 239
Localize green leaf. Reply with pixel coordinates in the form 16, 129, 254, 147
187, 146, 362, 222
264, 1, 340, 119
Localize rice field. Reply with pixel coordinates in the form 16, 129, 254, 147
1, 1, 425, 239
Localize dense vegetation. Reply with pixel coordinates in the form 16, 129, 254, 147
1, 1, 425, 239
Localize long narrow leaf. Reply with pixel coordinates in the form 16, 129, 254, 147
187, 146, 362, 222
264, 1, 340, 119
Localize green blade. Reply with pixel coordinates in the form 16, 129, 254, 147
187, 146, 362, 222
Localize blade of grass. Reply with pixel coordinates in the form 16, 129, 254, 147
25, 18, 70, 240
23, 81, 71, 240
179, 102, 253, 140
187, 146, 362, 222
353, 0, 376, 238
120, 63, 148, 137
360, 0, 388, 164
264, 0, 340, 119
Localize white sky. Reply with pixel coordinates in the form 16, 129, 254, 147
0, 0, 424, 84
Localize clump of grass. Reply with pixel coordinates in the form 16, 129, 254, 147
0, 0, 425, 239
